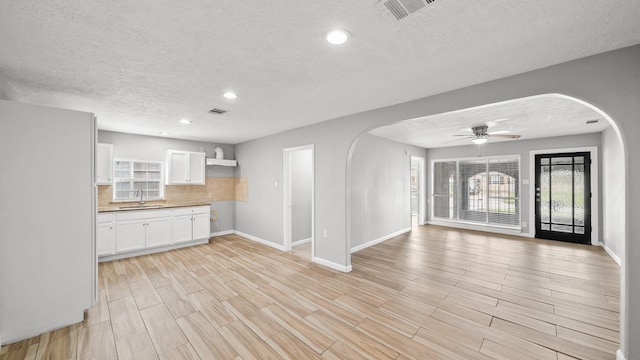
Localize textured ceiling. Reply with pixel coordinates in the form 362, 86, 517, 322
0, 1, 639, 144
370, 95, 609, 148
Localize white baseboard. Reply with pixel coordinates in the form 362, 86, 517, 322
351, 227, 412, 254
601, 243, 622, 266
617, 349, 626, 360
99, 238, 209, 262
312, 256, 352, 273
210, 230, 234, 237
292, 237, 312, 246
427, 220, 528, 237
234, 230, 286, 251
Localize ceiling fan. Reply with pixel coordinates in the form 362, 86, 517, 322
454, 125, 521, 145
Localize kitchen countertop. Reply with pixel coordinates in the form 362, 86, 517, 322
98, 201, 211, 213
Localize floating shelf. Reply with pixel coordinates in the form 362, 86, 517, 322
206, 158, 237, 167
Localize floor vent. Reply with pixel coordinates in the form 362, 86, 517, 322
209, 108, 228, 115
383, 0, 436, 21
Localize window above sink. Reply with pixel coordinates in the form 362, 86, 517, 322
113, 158, 165, 202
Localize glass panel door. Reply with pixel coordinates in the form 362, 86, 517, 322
535, 152, 591, 244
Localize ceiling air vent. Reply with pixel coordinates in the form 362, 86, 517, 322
383, 0, 436, 21
209, 108, 228, 115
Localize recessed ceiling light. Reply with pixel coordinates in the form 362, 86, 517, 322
179, 118, 192, 124
159, 132, 169, 136
326, 29, 350, 45
223, 92, 238, 99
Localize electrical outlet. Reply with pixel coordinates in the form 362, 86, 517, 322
323, 229, 328, 238
522, 221, 528, 228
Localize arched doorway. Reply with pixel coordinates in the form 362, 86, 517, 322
346, 93, 626, 356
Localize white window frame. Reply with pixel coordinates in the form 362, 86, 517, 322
112, 158, 165, 202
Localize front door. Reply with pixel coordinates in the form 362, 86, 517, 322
534, 152, 591, 244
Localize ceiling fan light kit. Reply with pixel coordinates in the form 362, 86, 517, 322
472, 137, 488, 145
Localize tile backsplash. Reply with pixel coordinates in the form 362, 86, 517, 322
97, 177, 248, 208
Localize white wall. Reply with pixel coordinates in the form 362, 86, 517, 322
601, 126, 625, 265
425, 133, 602, 238
350, 134, 426, 251
291, 149, 312, 242
98, 130, 236, 232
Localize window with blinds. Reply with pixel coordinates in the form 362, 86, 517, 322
113, 159, 164, 201
432, 156, 520, 227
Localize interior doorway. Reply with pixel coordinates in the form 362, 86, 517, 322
535, 151, 592, 244
283, 145, 314, 259
410, 156, 426, 226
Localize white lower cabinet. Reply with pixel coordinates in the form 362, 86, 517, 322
115, 209, 173, 253
193, 212, 210, 240
96, 213, 115, 256
173, 214, 194, 244
115, 219, 147, 252
145, 216, 172, 248
173, 206, 211, 244
101, 205, 210, 260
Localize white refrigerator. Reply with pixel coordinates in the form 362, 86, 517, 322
0, 99, 96, 345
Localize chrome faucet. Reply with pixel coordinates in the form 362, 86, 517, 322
136, 188, 145, 205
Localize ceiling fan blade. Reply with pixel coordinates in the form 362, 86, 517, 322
489, 134, 521, 139
452, 134, 474, 137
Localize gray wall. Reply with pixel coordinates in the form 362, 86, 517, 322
0, 73, 16, 100
234, 45, 640, 357
350, 134, 426, 250
601, 126, 625, 264
98, 130, 236, 232
234, 124, 358, 266
1, 101, 95, 343
291, 149, 313, 242
426, 133, 602, 239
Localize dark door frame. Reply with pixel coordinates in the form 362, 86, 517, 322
535, 152, 592, 244
529, 147, 598, 245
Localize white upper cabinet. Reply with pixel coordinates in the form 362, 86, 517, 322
188, 152, 206, 184
166, 150, 205, 185
95, 143, 113, 185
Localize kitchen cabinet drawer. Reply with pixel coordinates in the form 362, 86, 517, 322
173, 205, 210, 216
97, 213, 114, 223
116, 209, 172, 221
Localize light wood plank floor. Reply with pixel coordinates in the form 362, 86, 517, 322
1, 225, 620, 359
